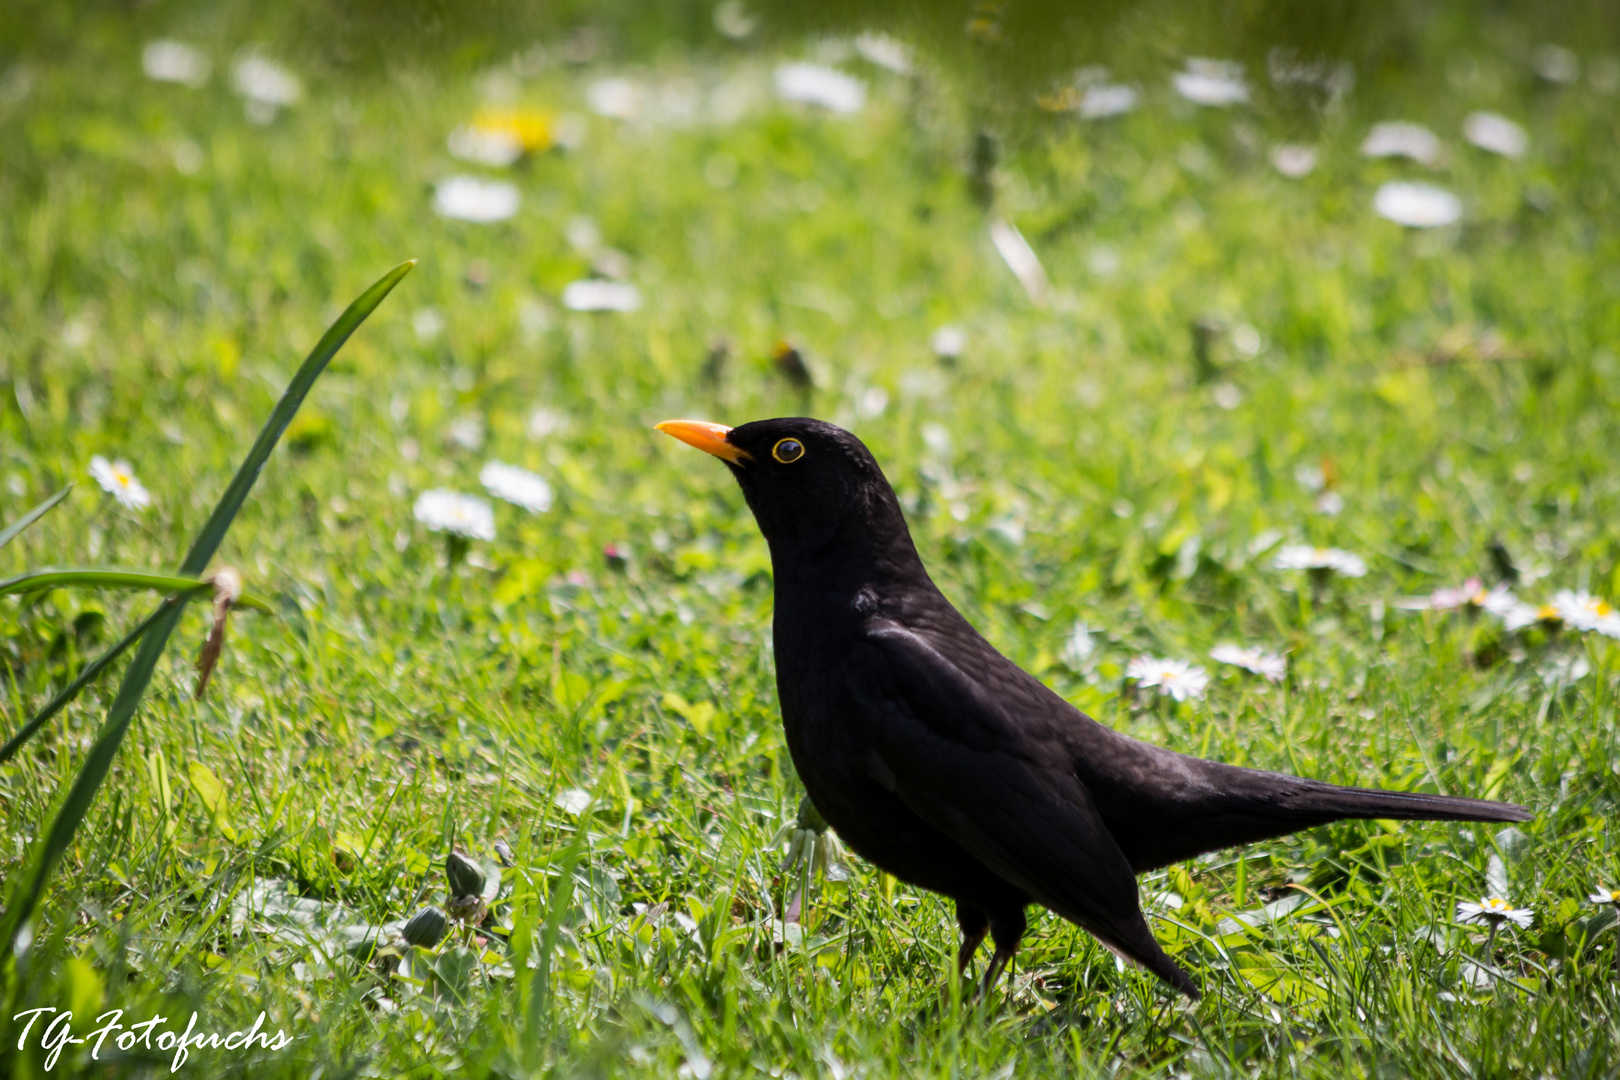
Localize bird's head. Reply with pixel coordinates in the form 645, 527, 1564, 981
656, 417, 911, 569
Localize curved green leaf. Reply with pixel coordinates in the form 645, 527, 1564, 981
0, 260, 413, 966
0, 568, 273, 612
0, 486, 71, 551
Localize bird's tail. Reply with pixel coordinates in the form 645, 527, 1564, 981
1110, 758, 1532, 874
1273, 778, 1531, 825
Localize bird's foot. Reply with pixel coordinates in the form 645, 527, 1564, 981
980, 945, 1015, 998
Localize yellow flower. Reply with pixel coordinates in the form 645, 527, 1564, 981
471, 107, 552, 154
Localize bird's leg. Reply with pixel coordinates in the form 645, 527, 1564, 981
981, 907, 1027, 998
955, 901, 989, 978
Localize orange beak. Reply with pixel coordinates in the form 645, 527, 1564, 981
655, 420, 752, 465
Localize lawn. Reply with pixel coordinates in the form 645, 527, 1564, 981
3, 2, 1620, 1076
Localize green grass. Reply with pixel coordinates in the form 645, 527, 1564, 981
4, 5, 1620, 1077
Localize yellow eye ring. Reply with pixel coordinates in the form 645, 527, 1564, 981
772, 438, 805, 464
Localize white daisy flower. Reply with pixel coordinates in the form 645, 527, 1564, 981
447, 125, 525, 167
447, 415, 485, 451
1374, 181, 1462, 228
1464, 111, 1528, 158
1079, 84, 1138, 119
413, 490, 495, 541
1172, 59, 1249, 106
919, 423, 952, 457
1270, 144, 1317, 177
1501, 599, 1561, 632
1361, 121, 1443, 165
1530, 44, 1579, 85
1413, 578, 1519, 615
774, 63, 866, 114
1232, 324, 1264, 356
527, 407, 570, 439
433, 176, 520, 223
412, 307, 445, 342
142, 40, 210, 87
857, 386, 889, 419
448, 109, 551, 165
561, 279, 641, 312
1088, 246, 1120, 277
1456, 896, 1534, 929
1551, 590, 1615, 633
480, 461, 553, 514
713, 0, 756, 40
930, 325, 966, 360
231, 52, 300, 124
586, 77, 643, 120
854, 33, 913, 76
1209, 644, 1287, 683
1478, 585, 1523, 620
1589, 886, 1620, 906
89, 455, 151, 512
1126, 656, 1210, 701
1272, 545, 1368, 577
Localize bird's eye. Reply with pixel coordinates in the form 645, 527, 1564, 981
772, 438, 805, 464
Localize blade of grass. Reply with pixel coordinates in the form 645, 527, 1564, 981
174, 261, 414, 578
0, 260, 414, 968
0, 568, 273, 611
0, 601, 171, 766
0, 486, 71, 551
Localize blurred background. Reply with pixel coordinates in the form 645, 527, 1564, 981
5, 0, 1620, 720
5, 4, 1620, 1075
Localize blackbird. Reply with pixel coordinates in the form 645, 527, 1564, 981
655, 417, 1533, 999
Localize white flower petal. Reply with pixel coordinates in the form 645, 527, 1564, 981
1272, 545, 1367, 576
1173, 59, 1249, 106
143, 40, 210, 87
433, 176, 520, 223
1270, 144, 1317, 177
1499, 600, 1547, 631
774, 63, 866, 114
587, 77, 643, 120
89, 455, 151, 512
854, 33, 912, 76
447, 125, 525, 167
1374, 181, 1462, 228
413, 490, 495, 540
1361, 121, 1442, 165
1127, 656, 1208, 700
231, 53, 301, 107
1464, 111, 1528, 158
1530, 45, 1579, 85
1552, 589, 1615, 632
561, 280, 641, 312
1079, 84, 1137, 119
480, 461, 553, 514
930, 325, 966, 359
1210, 644, 1286, 682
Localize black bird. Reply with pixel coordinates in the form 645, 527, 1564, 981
655, 417, 1533, 999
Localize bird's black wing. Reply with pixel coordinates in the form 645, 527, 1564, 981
856, 621, 1196, 995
